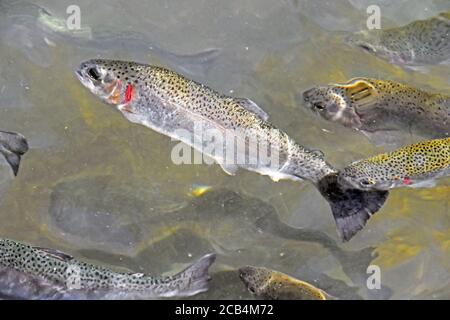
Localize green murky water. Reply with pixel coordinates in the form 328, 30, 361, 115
0, 0, 449, 299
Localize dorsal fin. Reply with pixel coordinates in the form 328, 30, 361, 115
311, 149, 325, 158
232, 98, 269, 121
34, 247, 74, 262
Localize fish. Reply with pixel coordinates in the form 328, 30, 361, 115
239, 266, 334, 300
0, 0, 220, 75
0, 238, 216, 300
339, 137, 450, 191
345, 12, 450, 69
0, 130, 28, 176
188, 184, 213, 198
302, 77, 450, 142
75, 59, 388, 241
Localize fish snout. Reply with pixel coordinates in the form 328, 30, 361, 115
238, 267, 259, 294
302, 88, 314, 103
238, 266, 256, 283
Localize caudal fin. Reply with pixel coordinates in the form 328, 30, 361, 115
171, 253, 216, 297
317, 174, 389, 241
0, 131, 29, 176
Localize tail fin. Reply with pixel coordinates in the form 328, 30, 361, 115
317, 174, 389, 241
0, 131, 29, 176
171, 253, 216, 297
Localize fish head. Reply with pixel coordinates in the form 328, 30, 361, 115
338, 161, 394, 191
346, 30, 414, 65
303, 80, 375, 129
345, 30, 382, 55
303, 78, 382, 129
238, 266, 272, 296
75, 59, 144, 110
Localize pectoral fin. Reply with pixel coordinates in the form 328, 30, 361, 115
361, 129, 415, 149
409, 179, 437, 189
233, 98, 269, 121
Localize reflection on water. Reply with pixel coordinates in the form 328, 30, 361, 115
0, 0, 449, 299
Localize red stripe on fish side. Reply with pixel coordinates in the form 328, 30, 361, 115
125, 84, 133, 103
403, 177, 412, 185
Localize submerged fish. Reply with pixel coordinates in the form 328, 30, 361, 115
0, 130, 28, 175
0, 238, 215, 300
0, 0, 220, 75
302, 77, 450, 141
346, 12, 450, 69
339, 137, 450, 191
239, 266, 334, 300
75, 59, 388, 241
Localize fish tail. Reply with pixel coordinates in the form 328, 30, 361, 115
316, 174, 389, 241
171, 253, 216, 297
0, 131, 29, 176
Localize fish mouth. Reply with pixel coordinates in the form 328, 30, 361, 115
75, 69, 84, 81
302, 89, 322, 111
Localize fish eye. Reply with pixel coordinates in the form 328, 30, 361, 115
313, 102, 326, 110
359, 44, 374, 53
359, 178, 375, 187
87, 67, 101, 81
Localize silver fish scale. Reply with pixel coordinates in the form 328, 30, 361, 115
114, 62, 337, 182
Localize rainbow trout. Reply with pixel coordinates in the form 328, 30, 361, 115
346, 12, 450, 69
339, 137, 450, 191
303, 77, 450, 140
239, 266, 334, 300
0, 238, 215, 300
75, 59, 388, 241
0, 130, 28, 175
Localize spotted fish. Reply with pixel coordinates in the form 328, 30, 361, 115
75, 59, 389, 241
0, 238, 215, 299
346, 12, 450, 69
302, 77, 450, 141
239, 266, 334, 300
0, 130, 28, 175
339, 137, 450, 191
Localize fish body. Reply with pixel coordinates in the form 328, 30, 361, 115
76, 59, 335, 183
239, 266, 333, 300
0, 130, 28, 175
339, 137, 450, 191
346, 12, 450, 68
0, 238, 215, 300
76, 59, 388, 242
303, 77, 450, 140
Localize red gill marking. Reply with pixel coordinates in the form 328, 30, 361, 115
124, 84, 134, 104
403, 177, 412, 185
